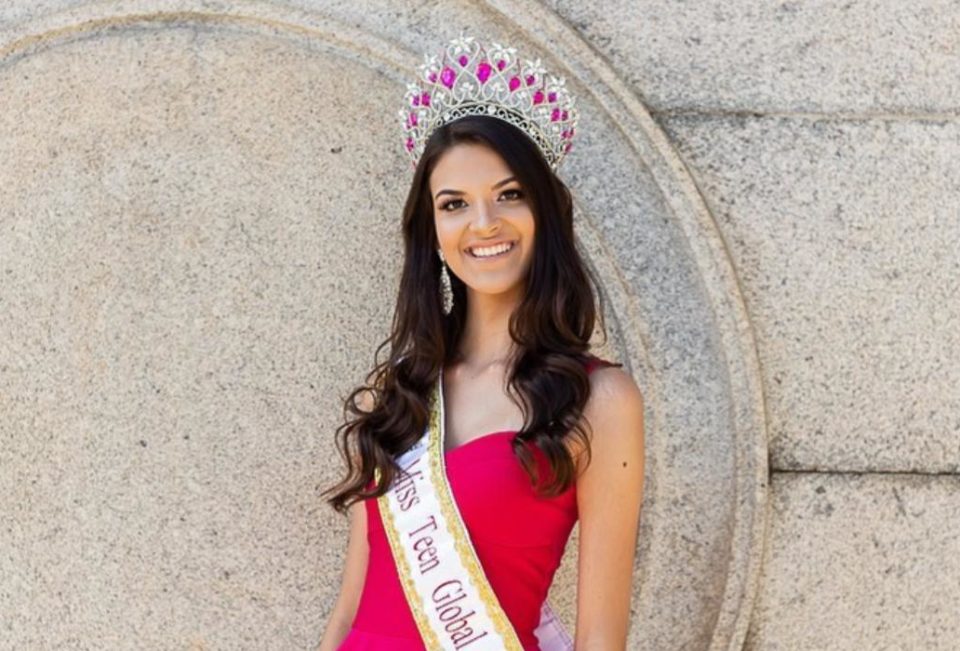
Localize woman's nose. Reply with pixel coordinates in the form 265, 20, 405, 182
472, 200, 499, 229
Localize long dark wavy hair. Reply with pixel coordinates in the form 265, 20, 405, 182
322, 115, 622, 514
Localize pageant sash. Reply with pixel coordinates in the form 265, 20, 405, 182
375, 368, 574, 651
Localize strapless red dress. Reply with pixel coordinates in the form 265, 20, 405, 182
337, 356, 614, 650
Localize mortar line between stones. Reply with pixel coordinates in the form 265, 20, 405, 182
650, 107, 960, 123
771, 468, 960, 477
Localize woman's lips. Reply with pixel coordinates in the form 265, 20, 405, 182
466, 241, 516, 260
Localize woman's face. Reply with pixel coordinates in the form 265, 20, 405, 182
429, 142, 536, 299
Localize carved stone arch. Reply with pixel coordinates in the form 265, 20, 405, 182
0, 2, 767, 649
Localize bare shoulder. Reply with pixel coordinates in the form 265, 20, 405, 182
588, 364, 643, 408
572, 365, 645, 474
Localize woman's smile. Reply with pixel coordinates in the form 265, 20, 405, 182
466, 240, 517, 261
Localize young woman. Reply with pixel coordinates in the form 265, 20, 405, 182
318, 33, 645, 651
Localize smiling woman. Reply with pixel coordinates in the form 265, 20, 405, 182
318, 30, 644, 651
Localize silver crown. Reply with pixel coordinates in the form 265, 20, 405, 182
399, 31, 580, 172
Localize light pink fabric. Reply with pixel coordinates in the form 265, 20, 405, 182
337, 356, 612, 650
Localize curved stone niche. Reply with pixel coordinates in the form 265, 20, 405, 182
0, 2, 768, 650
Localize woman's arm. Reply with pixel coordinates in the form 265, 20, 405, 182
318, 387, 376, 650
316, 497, 368, 651
573, 367, 646, 650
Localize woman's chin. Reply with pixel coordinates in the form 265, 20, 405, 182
462, 277, 525, 298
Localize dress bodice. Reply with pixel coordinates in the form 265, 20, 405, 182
337, 355, 616, 650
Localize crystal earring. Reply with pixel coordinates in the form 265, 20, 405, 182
437, 248, 453, 315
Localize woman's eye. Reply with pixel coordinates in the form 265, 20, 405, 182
439, 189, 523, 212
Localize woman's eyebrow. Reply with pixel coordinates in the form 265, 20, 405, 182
434, 176, 517, 199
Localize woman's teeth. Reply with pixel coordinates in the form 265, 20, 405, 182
469, 242, 515, 258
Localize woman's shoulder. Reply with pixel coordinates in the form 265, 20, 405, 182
581, 354, 641, 415
574, 354, 643, 470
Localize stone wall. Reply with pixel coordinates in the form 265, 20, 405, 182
1, 1, 956, 649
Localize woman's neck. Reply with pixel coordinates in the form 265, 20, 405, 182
452, 323, 516, 371
455, 289, 520, 370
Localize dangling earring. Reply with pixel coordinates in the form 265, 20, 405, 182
437, 248, 454, 315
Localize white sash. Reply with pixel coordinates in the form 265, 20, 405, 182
374, 367, 574, 650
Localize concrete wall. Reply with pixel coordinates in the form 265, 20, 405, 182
1, 1, 956, 649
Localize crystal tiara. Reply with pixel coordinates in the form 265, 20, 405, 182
398, 31, 580, 172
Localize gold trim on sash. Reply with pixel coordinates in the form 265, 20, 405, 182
428, 371, 525, 650
376, 463, 446, 649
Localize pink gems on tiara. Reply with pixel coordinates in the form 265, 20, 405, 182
476, 61, 492, 83
398, 30, 580, 172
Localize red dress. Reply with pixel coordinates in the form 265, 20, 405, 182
337, 356, 615, 650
